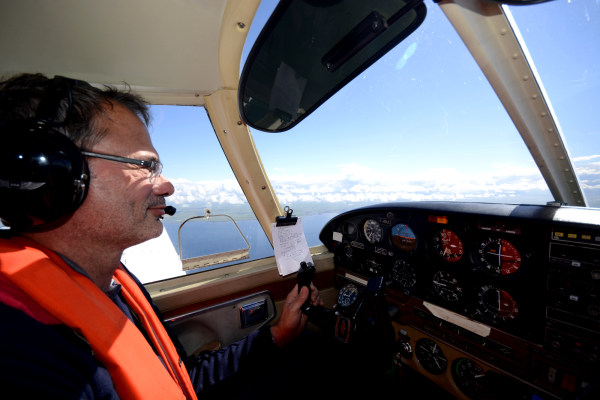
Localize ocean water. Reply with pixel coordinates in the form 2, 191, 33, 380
162, 213, 338, 264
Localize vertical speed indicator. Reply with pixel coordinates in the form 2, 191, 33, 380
432, 270, 464, 302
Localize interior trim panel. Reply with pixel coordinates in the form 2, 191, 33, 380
167, 291, 276, 355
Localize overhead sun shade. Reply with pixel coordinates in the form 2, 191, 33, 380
239, 0, 427, 132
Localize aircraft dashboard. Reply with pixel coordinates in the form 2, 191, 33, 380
318, 201, 600, 400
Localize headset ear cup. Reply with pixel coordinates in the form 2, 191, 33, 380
0, 122, 89, 229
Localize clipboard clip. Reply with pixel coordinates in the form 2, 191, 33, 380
275, 206, 298, 227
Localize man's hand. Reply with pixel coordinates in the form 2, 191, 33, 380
270, 283, 323, 347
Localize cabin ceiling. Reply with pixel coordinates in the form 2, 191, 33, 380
0, 0, 255, 105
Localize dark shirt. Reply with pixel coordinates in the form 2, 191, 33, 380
0, 259, 277, 399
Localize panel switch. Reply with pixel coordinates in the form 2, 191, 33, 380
240, 299, 268, 328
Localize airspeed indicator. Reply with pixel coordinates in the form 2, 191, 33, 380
363, 219, 383, 244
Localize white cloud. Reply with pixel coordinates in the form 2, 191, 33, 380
168, 167, 545, 206
166, 158, 600, 208
577, 163, 600, 175
169, 178, 245, 206
573, 154, 600, 162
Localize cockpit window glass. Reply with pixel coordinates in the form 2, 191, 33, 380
121, 105, 274, 284
245, 0, 596, 246
507, 0, 600, 207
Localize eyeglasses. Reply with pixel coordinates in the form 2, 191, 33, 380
81, 151, 163, 182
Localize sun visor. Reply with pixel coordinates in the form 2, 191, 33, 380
239, 0, 427, 132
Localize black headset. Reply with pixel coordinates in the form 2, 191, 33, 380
0, 76, 91, 230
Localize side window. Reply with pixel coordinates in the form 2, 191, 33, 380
121, 105, 273, 284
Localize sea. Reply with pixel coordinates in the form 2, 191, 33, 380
161, 212, 339, 264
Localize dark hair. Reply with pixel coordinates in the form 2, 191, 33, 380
0, 73, 151, 150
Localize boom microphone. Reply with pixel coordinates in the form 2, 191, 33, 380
164, 206, 176, 216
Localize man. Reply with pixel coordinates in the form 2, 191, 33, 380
0, 73, 323, 399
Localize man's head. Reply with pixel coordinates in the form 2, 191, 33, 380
0, 73, 173, 248
0, 73, 151, 153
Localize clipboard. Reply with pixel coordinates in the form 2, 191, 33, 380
271, 206, 312, 276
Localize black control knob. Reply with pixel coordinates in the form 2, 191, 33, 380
398, 340, 413, 359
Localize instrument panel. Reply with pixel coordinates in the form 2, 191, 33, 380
319, 202, 600, 400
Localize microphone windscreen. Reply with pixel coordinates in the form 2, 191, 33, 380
164, 205, 176, 216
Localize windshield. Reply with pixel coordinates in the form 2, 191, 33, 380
246, 0, 599, 212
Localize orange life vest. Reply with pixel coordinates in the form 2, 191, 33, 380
0, 236, 198, 400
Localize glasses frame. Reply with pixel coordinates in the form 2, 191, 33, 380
81, 151, 162, 182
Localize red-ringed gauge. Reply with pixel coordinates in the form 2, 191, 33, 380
432, 229, 464, 262
476, 285, 519, 322
477, 238, 521, 276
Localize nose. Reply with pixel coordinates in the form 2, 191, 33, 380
152, 174, 175, 197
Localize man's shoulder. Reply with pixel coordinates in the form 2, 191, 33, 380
0, 302, 118, 399
0, 301, 95, 371
0, 301, 89, 347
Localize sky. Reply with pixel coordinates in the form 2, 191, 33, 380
148, 0, 600, 212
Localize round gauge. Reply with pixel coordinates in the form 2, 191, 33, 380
432, 229, 464, 263
363, 219, 383, 244
391, 259, 417, 288
452, 358, 486, 399
337, 284, 359, 308
476, 285, 519, 322
432, 270, 463, 302
477, 238, 521, 276
391, 224, 417, 251
334, 243, 354, 266
415, 338, 447, 375
341, 221, 357, 240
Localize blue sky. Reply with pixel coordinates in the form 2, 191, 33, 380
149, 0, 600, 210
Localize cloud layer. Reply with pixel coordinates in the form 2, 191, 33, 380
168, 156, 600, 209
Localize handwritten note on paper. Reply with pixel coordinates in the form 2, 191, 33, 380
271, 217, 313, 276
